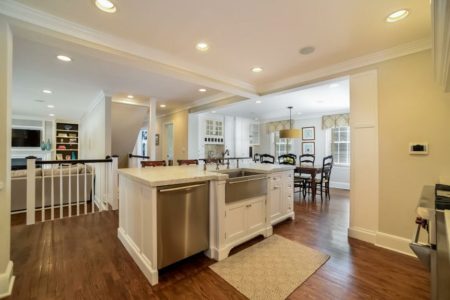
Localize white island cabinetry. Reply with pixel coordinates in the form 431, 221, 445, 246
269, 171, 294, 225
117, 164, 294, 286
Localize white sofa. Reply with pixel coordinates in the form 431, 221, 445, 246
11, 164, 94, 212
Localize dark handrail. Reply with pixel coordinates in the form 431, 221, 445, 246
199, 157, 251, 162
128, 154, 150, 159
34, 158, 113, 165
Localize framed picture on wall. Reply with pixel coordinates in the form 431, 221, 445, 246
302, 126, 315, 140
302, 142, 315, 155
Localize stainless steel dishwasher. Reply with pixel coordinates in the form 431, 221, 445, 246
157, 181, 209, 269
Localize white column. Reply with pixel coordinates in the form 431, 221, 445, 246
0, 17, 14, 298
348, 70, 379, 244
147, 98, 157, 160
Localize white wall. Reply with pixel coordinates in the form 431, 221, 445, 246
79, 95, 111, 160
0, 17, 14, 297
79, 94, 111, 208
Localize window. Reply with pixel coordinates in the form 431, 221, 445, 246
330, 127, 350, 165
274, 132, 293, 157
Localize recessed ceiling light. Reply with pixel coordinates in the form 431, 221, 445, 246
95, 0, 117, 13
127, 95, 134, 99
386, 9, 409, 23
329, 83, 340, 88
47, 104, 55, 108
49, 113, 55, 117
299, 46, 315, 55
42, 89, 52, 94
198, 88, 207, 93
160, 104, 166, 108
57, 55, 72, 62
196, 42, 209, 52
251, 67, 263, 73
255, 100, 262, 104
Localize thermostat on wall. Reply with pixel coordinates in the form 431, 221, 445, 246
409, 143, 428, 155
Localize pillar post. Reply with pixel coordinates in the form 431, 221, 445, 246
0, 17, 14, 298
147, 98, 157, 160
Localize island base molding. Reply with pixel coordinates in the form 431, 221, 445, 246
212, 226, 273, 261
0, 261, 15, 298
271, 211, 295, 226
118, 228, 159, 285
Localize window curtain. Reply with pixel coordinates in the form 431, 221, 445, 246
265, 120, 291, 134
322, 113, 349, 129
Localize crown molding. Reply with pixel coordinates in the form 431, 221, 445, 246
80, 90, 106, 121
432, 0, 450, 92
0, 0, 257, 98
157, 92, 235, 118
259, 38, 432, 94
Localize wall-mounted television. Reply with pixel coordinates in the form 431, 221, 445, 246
12, 129, 41, 147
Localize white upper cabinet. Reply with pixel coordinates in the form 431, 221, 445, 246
249, 123, 260, 146
235, 117, 250, 157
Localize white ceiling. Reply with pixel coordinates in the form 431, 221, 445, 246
210, 78, 350, 121
12, 33, 221, 120
12, 0, 431, 90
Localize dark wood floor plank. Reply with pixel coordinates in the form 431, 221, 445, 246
7, 189, 429, 299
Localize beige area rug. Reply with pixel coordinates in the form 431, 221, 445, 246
209, 235, 329, 300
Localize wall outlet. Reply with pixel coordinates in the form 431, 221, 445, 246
409, 143, 428, 155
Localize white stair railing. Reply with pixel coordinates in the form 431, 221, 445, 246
25, 155, 119, 225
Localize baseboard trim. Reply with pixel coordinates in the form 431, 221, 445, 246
330, 181, 350, 190
349, 227, 415, 257
348, 226, 376, 243
0, 261, 15, 298
117, 228, 158, 285
375, 231, 414, 257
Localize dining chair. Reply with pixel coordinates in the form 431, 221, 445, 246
313, 155, 334, 201
299, 154, 315, 166
253, 153, 260, 163
260, 154, 275, 164
141, 160, 167, 167
278, 154, 296, 165
177, 159, 199, 166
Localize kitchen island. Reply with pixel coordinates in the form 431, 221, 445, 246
117, 163, 295, 285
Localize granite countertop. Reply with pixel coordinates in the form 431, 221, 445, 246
117, 163, 295, 187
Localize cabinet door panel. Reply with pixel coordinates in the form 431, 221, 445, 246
225, 204, 246, 240
269, 184, 283, 220
247, 198, 265, 231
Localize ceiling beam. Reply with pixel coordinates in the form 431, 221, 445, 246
0, 0, 258, 99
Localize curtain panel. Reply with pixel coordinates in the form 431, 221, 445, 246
265, 120, 291, 134
322, 113, 349, 129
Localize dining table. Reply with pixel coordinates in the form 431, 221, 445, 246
294, 165, 323, 201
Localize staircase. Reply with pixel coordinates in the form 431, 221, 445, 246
111, 102, 148, 168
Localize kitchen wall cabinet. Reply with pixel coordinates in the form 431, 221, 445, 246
249, 122, 260, 146
235, 117, 250, 157
269, 171, 294, 225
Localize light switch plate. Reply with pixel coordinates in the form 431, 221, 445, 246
409, 143, 428, 155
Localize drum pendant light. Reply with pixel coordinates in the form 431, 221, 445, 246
279, 106, 301, 138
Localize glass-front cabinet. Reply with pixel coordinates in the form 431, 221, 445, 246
204, 119, 224, 144
249, 123, 260, 146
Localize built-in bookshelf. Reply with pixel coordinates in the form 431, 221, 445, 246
55, 122, 79, 160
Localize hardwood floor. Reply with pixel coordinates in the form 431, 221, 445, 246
8, 189, 430, 299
